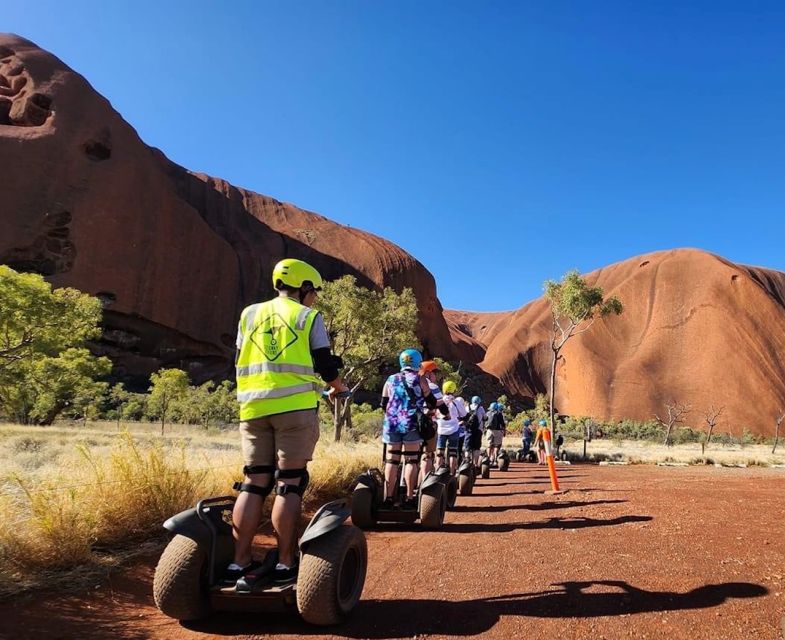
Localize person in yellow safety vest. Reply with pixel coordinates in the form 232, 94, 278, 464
223, 258, 349, 587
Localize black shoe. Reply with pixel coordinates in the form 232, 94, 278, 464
271, 562, 299, 584
382, 497, 395, 509
402, 496, 418, 510
219, 560, 262, 587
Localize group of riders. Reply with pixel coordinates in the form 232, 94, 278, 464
380, 347, 511, 507
224, 258, 551, 587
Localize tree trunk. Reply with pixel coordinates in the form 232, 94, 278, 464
664, 423, 674, 446
161, 412, 166, 437
774, 422, 781, 454
333, 398, 342, 441
549, 347, 558, 441
707, 424, 715, 450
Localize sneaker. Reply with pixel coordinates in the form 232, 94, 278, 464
382, 497, 395, 509
219, 560, 262, 587
271, 562, 299, 584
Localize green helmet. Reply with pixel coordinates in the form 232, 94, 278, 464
272, 259, 324, 290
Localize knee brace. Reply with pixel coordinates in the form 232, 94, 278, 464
233, 464, 276, 497
403, 450, 421, 466
274, 468, 310, 497
385, 448, 403, 465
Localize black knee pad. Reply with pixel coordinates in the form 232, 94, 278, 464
242, 464, 276, 476
233, 478, 274, 498
274, 468, 310, 497
403, 451, 421, 465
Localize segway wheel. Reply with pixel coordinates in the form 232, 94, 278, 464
350, 485, 376, 529
419, 485, 446, 529
446, 476, 458, 510
499, 456, 510, 472
480, 462, 491, 479
458, 472, 474, 496
516, 450, 525, 462
298, 524, 368, 626
153, 534, 211, 621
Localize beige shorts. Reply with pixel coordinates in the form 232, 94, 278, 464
486, 429, 504, 447
239, 409, 320, 467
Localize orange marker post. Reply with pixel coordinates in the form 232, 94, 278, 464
542, 429, 561, 492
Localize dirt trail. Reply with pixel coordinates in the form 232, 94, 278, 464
2, 463, 784, 640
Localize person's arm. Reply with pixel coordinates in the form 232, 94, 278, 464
381, 380, 391, 411
309, 312, 348, 394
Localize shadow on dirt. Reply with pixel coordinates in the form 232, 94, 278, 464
186, 580, 767, 638
451, 499, 627, 514
440, 514, 653, 533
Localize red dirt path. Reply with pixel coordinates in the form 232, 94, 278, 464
2, 463, 784, 640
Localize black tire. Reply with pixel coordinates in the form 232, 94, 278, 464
419, 485, 445, 529
446, 477, 458, 509
351, 486, 376, 529
499, 457, 510, 472
458, 472, 473, 496
297, 524, 368, 626
481, 463, 490, 479
153, 534, 211, 621
516, 450, 525, 462
559, 450, 568, 462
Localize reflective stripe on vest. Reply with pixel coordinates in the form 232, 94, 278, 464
236, 297, 320, 420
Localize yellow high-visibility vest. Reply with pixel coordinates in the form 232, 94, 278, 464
235, 296, 320, 420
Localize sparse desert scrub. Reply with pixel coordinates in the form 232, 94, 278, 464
0, 422, 377, 595
500, 435, 785, 466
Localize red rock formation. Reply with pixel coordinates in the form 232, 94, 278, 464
449, 249, 785, 435
0, 34, 454, 386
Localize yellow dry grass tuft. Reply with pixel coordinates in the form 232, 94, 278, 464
0, 422, 378, 595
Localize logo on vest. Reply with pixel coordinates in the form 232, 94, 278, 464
250, 313, 298, 361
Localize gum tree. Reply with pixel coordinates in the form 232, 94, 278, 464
316, 275, 418, 441
0, 266, 109, 424
544, 271, 623, 439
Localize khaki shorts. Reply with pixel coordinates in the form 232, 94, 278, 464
486, 429, 504, 447
240, 409, 320, 467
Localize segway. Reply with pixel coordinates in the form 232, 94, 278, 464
457, 453, 476, 496
434, 465, 459, 510
479, 454, 492, 480
497, 448, 510, 472
516, 447, 537, 462
153, 496, 367, 626
351, 443, 446, 529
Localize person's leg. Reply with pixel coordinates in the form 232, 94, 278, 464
420, 435, 436, 481
448, 433, 459, 474
272, 456, 308, 568
232, 418, 275, 568
383, 434, 402, 501
271, 409, 319, 572
402, 436, 422, 499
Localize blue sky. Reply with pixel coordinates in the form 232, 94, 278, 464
7, 2, 785, 311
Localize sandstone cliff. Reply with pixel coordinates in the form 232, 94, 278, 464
0, 34, 454, 386
448, 249, 785, 434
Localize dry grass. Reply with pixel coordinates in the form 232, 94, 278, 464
501, 435, 785, 466
0, 421, 377, 596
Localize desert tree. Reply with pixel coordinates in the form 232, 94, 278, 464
655, 401, 691, 446
544, 270, 623, 439
315, 275, 419, 441
774, 412, 784, 454
702, 405, 724, 454
148, 368, 189, 436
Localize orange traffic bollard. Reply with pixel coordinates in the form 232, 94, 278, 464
542, 429, 561, 492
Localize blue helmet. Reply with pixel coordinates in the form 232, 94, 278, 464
399, 349, 423, 371
490, 402, 499, 411
539, 418, 547, 427
523, 419, 531, 426
471, 395, 482, 405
